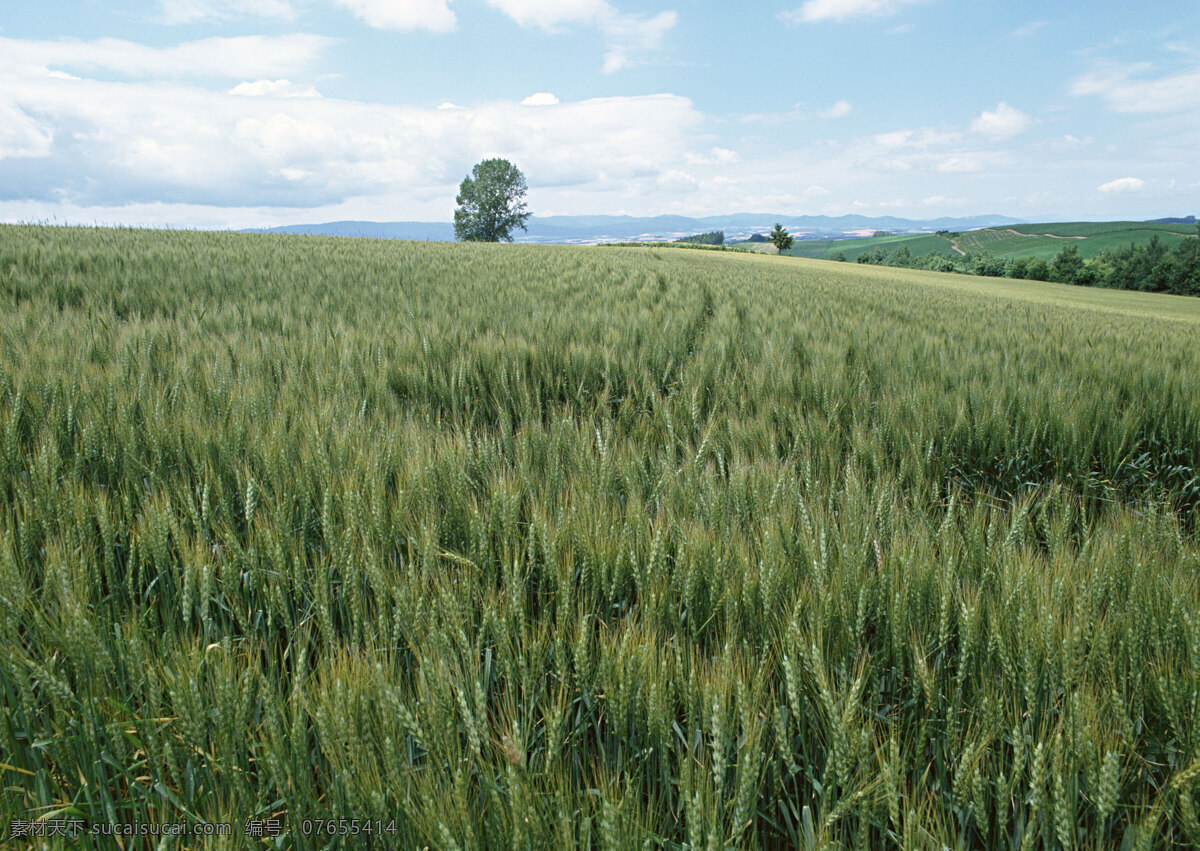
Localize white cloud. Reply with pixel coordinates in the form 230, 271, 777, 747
657, 169, 699, 192
735, 100, 851, 124
820, 99, 852, 118
483, 0, 676, 72
685, 147, 739, 165
873, 129, 912, 149
229, 79, 322, 98
334, 0, 457, 32
921, 194, 964, 207
0, 46, 702, 213
0, 35, 332, 79
483, 0, 607, 29
1043, 134, 1091, 153
599, 9, 676, 73
1098, 177, 1144, 193
157, 0, 296, 25
3, 33, 1192, 227
781, 0, 926, 24
873, 127, 961, 150
816, 122, 1003, 184
0, 101, 54, 159
970, 102, 1031, 139
1071, 63, 1200, 113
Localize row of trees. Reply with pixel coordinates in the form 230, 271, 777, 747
675, 231, 724, 246
841, 231, 1200, 296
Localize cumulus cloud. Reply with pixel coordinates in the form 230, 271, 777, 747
0, 101, 54, 159
5, 32, 1188, 227
334, 0, 457, 31
656, 169, 699, 192
1098, 177, 1144, 193
970, 102, 1031, 139
0, 46, 703, 212
781, 0, 926, 24
1071, 62, 1200, 113
483, 0, 676, 72
813, 122, 1002, 183
229, 79, 322, 98
0, 34, 333, 80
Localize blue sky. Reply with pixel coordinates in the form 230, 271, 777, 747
1, 0, 1198, 227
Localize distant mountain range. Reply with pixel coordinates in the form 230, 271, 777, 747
242, 213, 1030, 244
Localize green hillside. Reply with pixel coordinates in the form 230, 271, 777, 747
958, 222, 1197, 260
788, 220, 1198, 262
786, 232, 956, 260
1008, 221, 1197, 238
2, 226, 1199, 848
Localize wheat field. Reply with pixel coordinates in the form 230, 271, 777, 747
1, 225, 1198, 848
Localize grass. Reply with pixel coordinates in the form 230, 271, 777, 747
792, 221, 1199, 263
957, 224, 1197, 260
785, 233, 956, 261
1, 225, 1199, 848
1006, 221, 1198, 238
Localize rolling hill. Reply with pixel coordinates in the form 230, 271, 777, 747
787, 220, 1198, 262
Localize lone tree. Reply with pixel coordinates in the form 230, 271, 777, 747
454, 159, 531, 242
769, 223, 793, 253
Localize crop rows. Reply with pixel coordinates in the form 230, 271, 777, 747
1, 225, 1198, 847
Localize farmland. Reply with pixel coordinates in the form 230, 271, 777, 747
787, 232, 957, 261
788, 220, 1197, 262
2, 225, 1200, 848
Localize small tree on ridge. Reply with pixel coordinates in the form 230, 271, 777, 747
770, 223, 793, 254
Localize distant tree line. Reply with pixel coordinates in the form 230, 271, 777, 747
838, 228, 1200, 296
675, 231, 725, 246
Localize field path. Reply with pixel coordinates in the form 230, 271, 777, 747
1005, 228, 1086, 240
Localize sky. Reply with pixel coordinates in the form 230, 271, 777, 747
1, 0, 1198, 228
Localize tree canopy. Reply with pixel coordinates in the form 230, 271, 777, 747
843, 234, 1200, 296
769, 224, 793, 253
675, 231, 724, 246
454, 159, 531, 243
